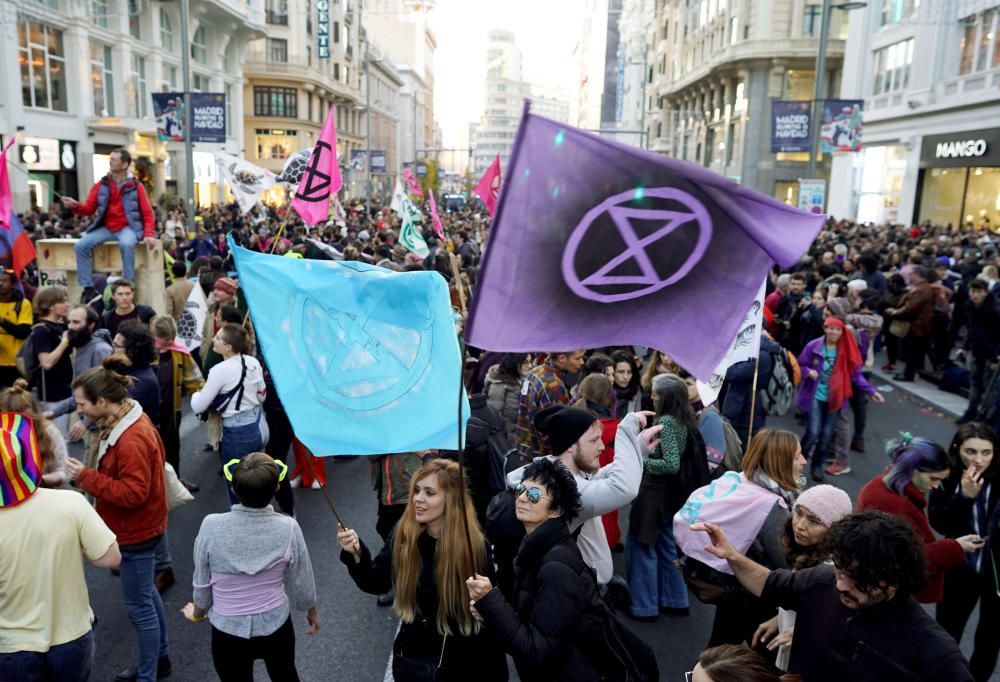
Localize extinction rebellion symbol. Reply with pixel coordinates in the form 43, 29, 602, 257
294, 140, 333, 202
561, 187, 713, 303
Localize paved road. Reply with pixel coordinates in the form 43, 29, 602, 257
81, 379, 992, 681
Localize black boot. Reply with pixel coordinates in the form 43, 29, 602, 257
114, 656, 172, 681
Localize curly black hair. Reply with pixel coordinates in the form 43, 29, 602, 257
115, 320, 157, 369
520, 458, 582, 526
820, 511, 927, 596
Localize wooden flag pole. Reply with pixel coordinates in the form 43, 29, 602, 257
302, 450, 347, 528
449, 253, 467, 315
746, 354, 761, 447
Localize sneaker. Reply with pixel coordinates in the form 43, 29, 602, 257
810, 467, 825, 483
881, 363, 895, 372
79, 286, 99, 304
892, 374, 914, 382
377, 590, 394, 607
115, 656, 172, 681
850, 437, 865, 453
310, 480, 322, 490
154, 567, 175, 594
289, 476, 302, 488
825, 462, 852, 476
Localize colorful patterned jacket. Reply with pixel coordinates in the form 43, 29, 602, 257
514, 363, 568, 461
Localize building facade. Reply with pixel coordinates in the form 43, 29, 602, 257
360, 41, 403, 200
243, 0, 365, 203
643, 0, 852, 201
1, 0, 266, 211
828, 0, 1000, 228
616, 0, 656, 148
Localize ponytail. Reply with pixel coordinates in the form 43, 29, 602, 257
72, 366, 134, 404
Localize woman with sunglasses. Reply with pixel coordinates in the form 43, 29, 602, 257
467, 457, 612, 681
337, 458, 507, 681
857, 435, 983, 604
181, 452, 320, 682
929, 423, 1000, 681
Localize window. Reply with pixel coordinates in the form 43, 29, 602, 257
90, 0, 108, 28
89, 41, 113, 116
191, 26, 207, 64
803, 4, 821, 36
164, 65, 178, 90
129, 11, 140, 39
255, 129, 296, 159
192, 73, 207, 92
880, 0, 919, 27
266, 0, 288, 25
18, 19, 67, 111
254, 86, 298, 117
130, 54, 147, 117
960, 10, 999, 74
267, 38, 288, 62
160, 8, 173, 52
334, 21, 340, 43
223, 42, 234, 72
872, 38, 913, 94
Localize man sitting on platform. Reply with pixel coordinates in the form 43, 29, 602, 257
60, 148, 157, 302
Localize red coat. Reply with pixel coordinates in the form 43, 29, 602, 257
77, 408, 167, 547
857, 475, 963, 603
598, 418, 621, 549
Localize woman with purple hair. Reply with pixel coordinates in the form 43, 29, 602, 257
858, 435, 983, 603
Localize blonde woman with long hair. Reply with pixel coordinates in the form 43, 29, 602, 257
337, 458, 507, 681
0, 379, 68, 487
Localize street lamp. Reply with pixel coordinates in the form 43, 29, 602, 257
806, 1, 867, 181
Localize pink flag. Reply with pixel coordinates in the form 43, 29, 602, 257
0, 139, 15, 230
403, 168, 424, 197
473, 154, 502, 215
428, 190, 444, 239
291, 108, 343, 226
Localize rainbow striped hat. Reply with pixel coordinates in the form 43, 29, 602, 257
0, 412, 42, 508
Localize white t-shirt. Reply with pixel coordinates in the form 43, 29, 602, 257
191, 354, 266, 417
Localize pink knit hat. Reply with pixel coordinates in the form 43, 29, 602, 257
795, 485, 852, 527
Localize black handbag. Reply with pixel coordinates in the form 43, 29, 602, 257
391, 632, 447, 682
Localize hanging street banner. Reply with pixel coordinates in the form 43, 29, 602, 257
370, 150, 387, 173
350, 150, 367, 172
152, 93, 226, 143
771, 100, 811, 153
820, 99, 863, 153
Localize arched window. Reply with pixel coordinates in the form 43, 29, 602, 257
191, 25, 207, 64
159, 8, 173, 52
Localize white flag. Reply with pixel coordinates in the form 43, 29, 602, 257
697, 280, 766, 407
389, 177, 407, 214
176, 282, 208, 353
399, 215, 429, 258
307, 238, 343, 260
215, 153, 277, 214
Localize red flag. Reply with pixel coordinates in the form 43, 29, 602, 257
0, 213, 37, 277
473, 155, 502, 215
292, 108, 343, 226
403, 168, 424, 197
428, 190, 444, 240
0, 139, 15, 230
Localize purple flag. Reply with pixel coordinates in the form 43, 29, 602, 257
466, 107, 824, 380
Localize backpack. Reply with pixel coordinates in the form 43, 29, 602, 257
760, 346, 794, 416
701, 406, 744, 476
15, 320, 45, 384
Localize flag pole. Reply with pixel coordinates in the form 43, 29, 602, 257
746, 354, 761, 446
302, 450, 347, 528
449, 253, 467, 315
455, 337, 480, 577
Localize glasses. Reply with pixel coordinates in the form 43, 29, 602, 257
514, 483, 550, 504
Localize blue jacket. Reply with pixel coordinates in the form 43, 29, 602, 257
88, 176, 146, 240
721, 338, 778, 432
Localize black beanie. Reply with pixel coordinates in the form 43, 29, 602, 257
534, 405, 597, 456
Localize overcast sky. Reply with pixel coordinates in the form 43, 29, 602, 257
431, 0, 585, 150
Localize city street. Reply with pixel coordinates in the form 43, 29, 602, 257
82, 377, 990, 681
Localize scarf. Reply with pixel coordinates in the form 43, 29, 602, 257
750, 470, 798, 508
155, 337, 191, 356
823, 318, 862, 412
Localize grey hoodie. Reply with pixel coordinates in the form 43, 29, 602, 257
49, 329, 113, 419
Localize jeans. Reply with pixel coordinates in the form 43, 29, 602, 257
220, 411, 264, 505
210, 617, 299, 682
75, 226, 139, 288
801, 399, 837, 471
903, 335, 930, 380
0, 629, 95, 682
832, 390, 868, 465
153, 530, 172, 572
967, 354, 992, 418
119, 544, 169, 682
625, 524, 688, 617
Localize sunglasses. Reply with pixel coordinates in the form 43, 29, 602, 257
223, 458, 288, 482
514, 483, 550, 504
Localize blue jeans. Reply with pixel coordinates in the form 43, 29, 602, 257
120, 544, 169, 682
626, 523, 688, 617
154, 530, 172, 572
0, 630, 94, 682
75, 226, 138, 287
802, 399, 837, 470
220, 411, 264, 505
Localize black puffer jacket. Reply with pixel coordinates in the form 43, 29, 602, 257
474, 518, 608, 682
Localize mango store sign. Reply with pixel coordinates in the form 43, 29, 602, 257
935, 139, 988, 159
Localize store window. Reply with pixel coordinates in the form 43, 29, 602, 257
18, 18, 67, 111
775, 181, 798, 207
255, 129, 296, 159
920, 168, 969, 226
254, 87, 298, 117
856, 145, 907, 224
784, 70, 815, 100
873, 39, 913, 94
964, 167, 1000, 228
160, 8, 173, 52
89, 41, 114, 116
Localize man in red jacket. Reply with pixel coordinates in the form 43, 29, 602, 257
61, 148, 157, 302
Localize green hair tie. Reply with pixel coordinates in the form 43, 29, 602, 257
899, 431, 913, 446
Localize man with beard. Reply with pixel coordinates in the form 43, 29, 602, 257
507, 405, 662, 587
49, 305, 112, 463
0, 269, 32, 388
693, 511, 972, 681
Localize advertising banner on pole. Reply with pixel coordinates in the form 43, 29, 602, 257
820, 99, 863, 153
153, 92, 226, 143
370, 151, 387, 173
771, 101, 811, 153
152, 93, 185, 142
350, 150, 367, 171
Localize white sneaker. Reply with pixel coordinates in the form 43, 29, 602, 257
310, 480, 322, 490
289, 476, 302, 488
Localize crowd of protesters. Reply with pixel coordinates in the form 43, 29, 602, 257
3, 177, 1000, 682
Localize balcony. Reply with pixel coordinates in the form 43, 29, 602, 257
193, 0, 266, 35
865, 66, 1000, 122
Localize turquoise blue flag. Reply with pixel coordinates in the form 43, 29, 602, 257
229, 240, 468, 455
